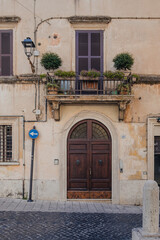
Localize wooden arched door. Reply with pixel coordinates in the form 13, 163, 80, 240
67, 119, 112, 199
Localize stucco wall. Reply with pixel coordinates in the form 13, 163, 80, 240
125, 84, 160, 122
0, 0, 159, 203
0, 82, 156, 203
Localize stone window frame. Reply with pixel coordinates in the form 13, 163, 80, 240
0, 117, 22, 166
70, 22, 108, 74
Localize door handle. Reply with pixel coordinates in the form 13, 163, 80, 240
98, 160, 103, 166
76, 160, 80, 166
89, 168, 92, 176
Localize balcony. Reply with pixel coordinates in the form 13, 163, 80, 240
45, 74, 134, 121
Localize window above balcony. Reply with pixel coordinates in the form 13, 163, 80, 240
0, 30, 13, 76
76, 30, 103, 74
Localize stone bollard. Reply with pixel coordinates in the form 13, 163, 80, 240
143, 180, 159, 235
132, 180, 160, 240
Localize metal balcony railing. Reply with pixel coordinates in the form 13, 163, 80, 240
46, 73, 132, 96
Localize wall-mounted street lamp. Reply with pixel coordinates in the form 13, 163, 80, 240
22, 37, 39, 74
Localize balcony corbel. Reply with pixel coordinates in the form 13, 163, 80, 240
118, 101, 128, 121
47, 95, 133, 121
50, 102, 60, 121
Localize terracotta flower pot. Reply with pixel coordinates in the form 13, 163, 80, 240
47, 86, 58, 94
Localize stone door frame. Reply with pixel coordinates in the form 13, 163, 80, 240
60, 110, 119, 204
147, 116, 160, 180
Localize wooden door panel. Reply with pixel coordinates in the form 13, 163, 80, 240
69, 153, 87, 179
91, 153, 110, 180
68, 142, 89, 191
69, 143, 87, 151
70, 182, 87, 189
91, 181, 111, 190
67, 120, 112, 199
91, 143, 110, 151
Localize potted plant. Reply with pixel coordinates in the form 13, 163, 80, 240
80, 69, 100, 91
54, 70, 76, 94
103, 71, 124, 80
87, 69, 101, 79
54, 70, 76, 80
117, 83, 130, 95
40, 52, 62, 94
40, 52, 62, 74
132, 74, 140, 82
80, 69, 101, 80
39, 74, 46, 82
103, 71, 125, 95
113, 53, 134, 76
46, 82, 60, 94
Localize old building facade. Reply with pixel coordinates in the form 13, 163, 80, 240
0, 0, 160, 205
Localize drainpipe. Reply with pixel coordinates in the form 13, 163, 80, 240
25, 98, 48, 123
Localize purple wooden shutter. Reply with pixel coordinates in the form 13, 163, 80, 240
76, 31, 103, 74
0, 30, 13, 76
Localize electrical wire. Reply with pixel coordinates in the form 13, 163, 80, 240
14, 0, 42, 20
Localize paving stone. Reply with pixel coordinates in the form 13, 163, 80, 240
79, 202, 89, 213
23, 202, 35, 211
40, 201, 51, 212
56, 201, 66, 212
5, 201, 21, 211
48, 201, 59, 212
65, 201, 73, 212
0, 212, 142, 240
0, 201, 13, 211
92, 202, 104, 213
32, 200, 43, 211
72, 201, 81, 212
87, 202, 97, 213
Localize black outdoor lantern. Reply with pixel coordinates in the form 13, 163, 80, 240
22, 37, 35, 59
22, 37, 36, 73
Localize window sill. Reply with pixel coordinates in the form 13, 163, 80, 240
0, 162, 20, 166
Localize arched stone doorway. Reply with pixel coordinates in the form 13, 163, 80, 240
67, 119, 112, 199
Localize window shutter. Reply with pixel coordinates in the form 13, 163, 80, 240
0, 30, 13, 76
76, 31, 103, 74
91, 33, 101, 71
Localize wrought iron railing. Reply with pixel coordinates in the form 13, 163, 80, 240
46, 73, 132, 95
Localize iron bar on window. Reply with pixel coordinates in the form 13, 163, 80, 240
0, 125, 12, 162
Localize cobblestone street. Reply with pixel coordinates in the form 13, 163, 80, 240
0, 212, 142, 240
0, 198, 144, 240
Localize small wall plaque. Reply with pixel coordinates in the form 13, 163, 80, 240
54, 159, 59, 165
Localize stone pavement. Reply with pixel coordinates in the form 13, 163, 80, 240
0, 198, 142, 214
0, 198, 143, 240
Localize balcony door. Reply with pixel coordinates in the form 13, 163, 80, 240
76, 30, 103, 74
67, 119, 112, 199
76, 31, 103, 93
0, 30, 13, 76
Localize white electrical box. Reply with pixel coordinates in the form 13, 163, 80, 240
35, 109, 41, 115
33, 50, 40, 57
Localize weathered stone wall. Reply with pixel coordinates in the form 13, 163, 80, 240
0, 80, 158, 203
0, 0, 160, 203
